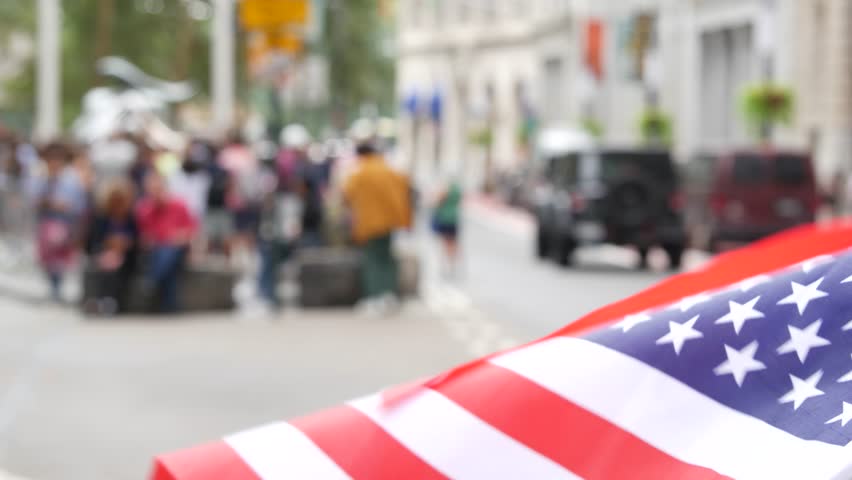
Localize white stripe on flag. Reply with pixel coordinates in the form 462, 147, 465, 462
349, 390, 579, 480
491, 337, 852, 480
225, 422, 351, 480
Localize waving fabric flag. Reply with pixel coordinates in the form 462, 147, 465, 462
151, 222, 852, 480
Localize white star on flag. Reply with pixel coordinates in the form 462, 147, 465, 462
776, 319, 831, 363
839, 355, 852, 383
799, 255, 833, 273
825, 402, 852, 428
713, 341, 767, 387
843, 319, 852, 331
672, 294, 711, 312
737, 275, 771, 292
656, 315, 703, 355
842, 274, 852, 284
777, 278, 829, 315
715, 296, 764, 335
612, 312, 652, 333
778, 370, 825, 410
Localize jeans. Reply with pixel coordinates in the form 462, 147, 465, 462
362, 234, 397, 300
258, 241, 285, 306
45, 271, 62, 302
147, 245, 187, 313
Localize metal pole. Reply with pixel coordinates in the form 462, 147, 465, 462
212, 0, 236, 137
35, 0, 61, 142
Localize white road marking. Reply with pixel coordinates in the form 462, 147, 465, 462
423, 282, 521, 358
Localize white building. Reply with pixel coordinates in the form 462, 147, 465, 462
397, 0, 852, 187
396, 0, 574, 188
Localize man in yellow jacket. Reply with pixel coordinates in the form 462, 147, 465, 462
344, 143, 412, 308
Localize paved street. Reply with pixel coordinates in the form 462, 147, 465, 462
0, 201, 693, 479
454, 199, 705, 341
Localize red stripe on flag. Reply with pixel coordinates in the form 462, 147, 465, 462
557, 221, 852, 337
149, 441, 261, 480
291, 405, 448, 480
434, 362, 729, 480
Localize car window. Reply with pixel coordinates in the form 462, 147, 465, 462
599, 151, 675, 183
774, 154, 808, 185
545, 154, 580, 187
732, 155, 766, 184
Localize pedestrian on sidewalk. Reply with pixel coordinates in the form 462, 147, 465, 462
431, 179, 463, 278
343, 141, 412, 314
256, 154, 289, 308
29, 142, 87, 302
218, 131, 262, 272
136, 171, 198, 313
84, 178, 139, 315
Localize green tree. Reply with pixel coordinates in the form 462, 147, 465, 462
322, 0, 395, 129
0, 0, 213, 128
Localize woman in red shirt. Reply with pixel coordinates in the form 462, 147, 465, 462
136, 171, 198, 313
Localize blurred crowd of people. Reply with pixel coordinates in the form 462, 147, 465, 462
0, 123, 418, 316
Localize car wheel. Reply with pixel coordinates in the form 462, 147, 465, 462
555, 237, 576, 267
536, 227, 550, 260
664, 244, 685, 271
708, 234, 722, 254
637, 247, 650, 270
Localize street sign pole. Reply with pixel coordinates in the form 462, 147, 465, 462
35, 0, 61, 142
212, 0, 236, 137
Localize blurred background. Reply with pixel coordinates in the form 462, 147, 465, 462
0, 1, 847, 479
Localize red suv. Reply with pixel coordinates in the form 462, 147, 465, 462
686, 149, 819, 252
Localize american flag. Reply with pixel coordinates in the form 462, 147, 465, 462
152, 224, 852, 480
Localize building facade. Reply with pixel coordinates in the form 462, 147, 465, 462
396, 0, 574, 188
397, 0, 852, 188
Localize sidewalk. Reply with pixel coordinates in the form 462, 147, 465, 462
0, 266, 473, 480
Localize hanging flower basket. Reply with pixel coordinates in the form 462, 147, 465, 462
469, 127, 493, 148
638, 108, 672, 145
740, 83, 794, 138
517, 117, 538, 147
581, 117, 604, 139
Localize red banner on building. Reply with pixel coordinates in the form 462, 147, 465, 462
585, 19, 605, 81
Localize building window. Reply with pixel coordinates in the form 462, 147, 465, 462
481, 0, 497, 21
543, 57, 566, 124
458, 0, 471, 24
700, 25, 755, 144
810, 1, 826, 113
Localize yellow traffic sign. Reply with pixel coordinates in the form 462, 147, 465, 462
240, 0, 309, 29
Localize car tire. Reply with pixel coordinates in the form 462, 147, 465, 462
708, 234, 722, 254
536, 227, 550, 260
637, 247, 650, 270
664, 244, 685, 271
555, 237, 576, 267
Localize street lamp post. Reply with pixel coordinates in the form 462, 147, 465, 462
35, 0, 61, 142
212, 0, 236, 137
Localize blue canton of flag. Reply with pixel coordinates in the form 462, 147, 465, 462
589, 253, 852, 446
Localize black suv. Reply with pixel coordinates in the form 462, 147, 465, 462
532, 147, 687, 269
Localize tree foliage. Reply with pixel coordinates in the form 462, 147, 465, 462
322, 0, 395, 127
0, 0, 395, 133
0, 0, 212, 128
